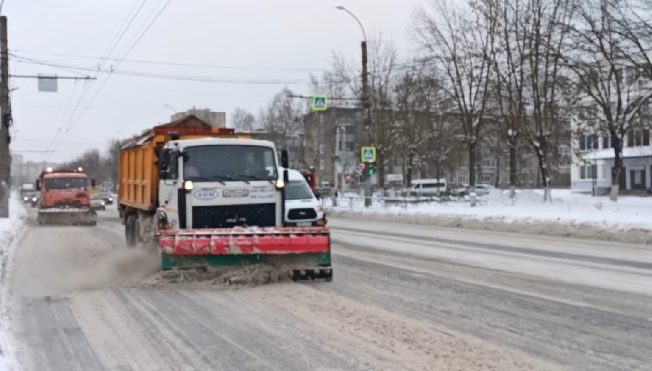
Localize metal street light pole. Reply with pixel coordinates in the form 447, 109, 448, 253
336, 5, 372, 206
164, 104, 177, 114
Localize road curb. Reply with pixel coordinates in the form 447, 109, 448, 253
326, 209, 652, 246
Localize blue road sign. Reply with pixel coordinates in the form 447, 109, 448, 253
360, 146, 376, 162
312, 95, 328, 111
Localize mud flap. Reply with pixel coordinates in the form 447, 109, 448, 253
158, 227, 332, 282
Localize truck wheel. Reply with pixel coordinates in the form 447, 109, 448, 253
126, 215, 138, 248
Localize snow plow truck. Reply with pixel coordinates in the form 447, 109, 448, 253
117, 115, 332, 281
35, 167, 98, 226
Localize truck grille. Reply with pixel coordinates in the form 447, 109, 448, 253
192, 203, 276, 229
53, 200, 83, 208
288, 208, 317, 220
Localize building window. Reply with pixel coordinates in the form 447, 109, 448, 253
481, 159, 496, 168
449, 174, 456, 183
319, 159, 324, 170
480, 175, 492, 183
602, 136, 612, 149
633, 169, 644, 185
580, 135, 599, 150
459, 175, 467, 183
628, 130, 650, 147
518, 174, 527, 183
580, 165, 597, 179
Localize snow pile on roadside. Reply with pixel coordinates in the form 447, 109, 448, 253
0, 196, 27, 371
326, 189, 652, 244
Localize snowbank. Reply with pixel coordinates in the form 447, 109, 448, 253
0, 195, 27, 371
325, 189, 652, 245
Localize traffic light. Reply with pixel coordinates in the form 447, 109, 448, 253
368, 162, 376, 176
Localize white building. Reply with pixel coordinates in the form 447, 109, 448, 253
571, 64, 652, 194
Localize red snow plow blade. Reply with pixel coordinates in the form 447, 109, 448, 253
157, 226, 332, 280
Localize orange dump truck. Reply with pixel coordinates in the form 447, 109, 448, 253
118, 115, 332, 281
35, 166, 97, 225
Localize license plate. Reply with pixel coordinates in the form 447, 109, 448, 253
297, 222, 311, 227
223, 189, 249, 197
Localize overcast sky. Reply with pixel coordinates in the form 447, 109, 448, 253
4, 0, 423, 163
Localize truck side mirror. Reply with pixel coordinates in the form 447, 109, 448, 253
159, 149, 170, 177
35, 180, 40, 191
280, 150, 289, 168
91, 179, 96, 188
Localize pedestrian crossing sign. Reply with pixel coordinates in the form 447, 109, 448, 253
312, 95, 328, 111
360, 146, 376, 163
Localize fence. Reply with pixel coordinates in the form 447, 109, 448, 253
321, 193, 482, 211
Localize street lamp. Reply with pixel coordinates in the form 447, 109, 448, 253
335, 6, 367, 43
336, 5, 373, 206
164, 104, 177, 114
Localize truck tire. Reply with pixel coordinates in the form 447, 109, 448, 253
126, 215, 138, 248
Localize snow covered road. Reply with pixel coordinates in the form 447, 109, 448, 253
3, 208, 652, 370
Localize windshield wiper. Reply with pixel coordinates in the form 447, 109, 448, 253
187, 175, 234, 185
237, 174, 274, 184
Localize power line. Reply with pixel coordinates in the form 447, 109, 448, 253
61, 0, 173, 141
11, 49, 328, 73
48, 1, 150, 153
10, 55, 313, 84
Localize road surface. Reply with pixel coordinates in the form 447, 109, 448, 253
5, 207, 652, 371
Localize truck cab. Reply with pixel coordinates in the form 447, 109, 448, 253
154, 137, 284, 231
35, 167, 97, 225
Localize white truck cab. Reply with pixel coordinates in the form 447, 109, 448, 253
156, 137, 285, 231
280, 167, 325, 227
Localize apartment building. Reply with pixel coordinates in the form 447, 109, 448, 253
571, 64, 652, 194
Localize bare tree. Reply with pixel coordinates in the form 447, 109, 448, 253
260, 87, 305, 151
413, 0, 498, 205
565, 0, 652, 201
102, 139, 122, 191
487, 0, 530, 198
519, 0, 574, 202
62, 149, 103, 183
230, 107, 257, 132
394, 65, 435, 185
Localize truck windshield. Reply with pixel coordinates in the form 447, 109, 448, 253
44, 178, 87, 190
285, 180, 314, 200
183, 145, 277, 182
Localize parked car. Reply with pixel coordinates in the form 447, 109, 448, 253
90, 194, 106, 211
409, 178, 448, 197
451, 184, 493, 197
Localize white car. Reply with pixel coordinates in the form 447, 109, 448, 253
280, 167, 325, 227
452, 184, 493, 197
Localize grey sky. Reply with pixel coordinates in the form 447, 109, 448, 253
5, 0, 421, 163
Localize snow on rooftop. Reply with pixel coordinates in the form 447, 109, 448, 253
582, 145, 652, 160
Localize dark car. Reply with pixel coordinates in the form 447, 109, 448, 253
96, 192, 114, 205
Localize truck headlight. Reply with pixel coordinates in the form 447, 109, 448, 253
275, 179, 285, 189
31, 197, 36, 202
182, 180, 194, 190
315, 206, 322, 214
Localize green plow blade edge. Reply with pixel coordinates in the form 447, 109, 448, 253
161, 252, 332, 270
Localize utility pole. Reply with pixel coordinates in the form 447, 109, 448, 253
361, 40, 373, 207
0, 16, 10, 218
